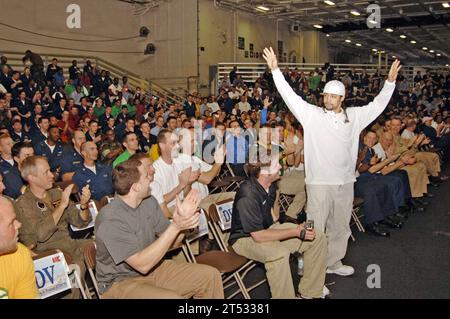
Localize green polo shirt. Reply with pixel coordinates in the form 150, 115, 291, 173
112, 150, 131, 168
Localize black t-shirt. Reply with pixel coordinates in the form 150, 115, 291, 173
228, 177, 277, 245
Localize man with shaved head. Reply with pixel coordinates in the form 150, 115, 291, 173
73, 141, 113, 201
0, 196, 39, 299
61, 130, 86, 182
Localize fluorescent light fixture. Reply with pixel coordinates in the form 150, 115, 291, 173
436, 53, 441, 56
429, 50, 435, 53
386, 28, 394, 32
256, 5, 270, 11
324, 0, 335, 6
442, 3, 450, 8
313, 24, 323, 29
356, 43, 362, 47
422, 47, 428, 50
410, 40, 417, 44
345, 39, 352, 43
399, 35, 407, 39
350, 10, 360, 16
372, 48, 378, 52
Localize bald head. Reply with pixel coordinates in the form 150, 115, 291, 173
81, 141, 98, 162
0, 196, 21, 254
73, 130, 87, 151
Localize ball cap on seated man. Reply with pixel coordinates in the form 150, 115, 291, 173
322, 80, 346, 97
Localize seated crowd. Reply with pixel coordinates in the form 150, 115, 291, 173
0, 53, 449, 299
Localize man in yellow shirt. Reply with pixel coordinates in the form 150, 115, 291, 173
0, 196, 38, 299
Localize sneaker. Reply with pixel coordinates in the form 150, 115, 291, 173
326, 265, 355, 276
297, 286, 331, 299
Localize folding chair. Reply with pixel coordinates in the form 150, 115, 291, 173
83, 242, 101, 299
182, 209, 253, 299
350, 197, 365, 241
207, 200, 267, 298
278, 193, 294, 215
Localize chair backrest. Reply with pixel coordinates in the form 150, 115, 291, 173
32, 250, 72, 299
83, 242, 101, 299
83, 242, 97, 270
209, 199, 234, 231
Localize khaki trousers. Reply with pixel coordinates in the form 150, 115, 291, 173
401, 162, 429, 197
305, 183, 353, 269
278, 170, 307, 218
415, 152, 441, 177
232, 223, 327, 299
101, 260, 224, 299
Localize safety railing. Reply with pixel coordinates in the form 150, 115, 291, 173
0, 50, 186, 104
216, 62, 421, 90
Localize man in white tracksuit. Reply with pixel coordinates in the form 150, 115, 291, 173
263, 47, 401, 276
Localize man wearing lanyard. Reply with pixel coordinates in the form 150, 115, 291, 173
263, 47, 401, 275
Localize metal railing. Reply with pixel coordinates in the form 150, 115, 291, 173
216, 62, 418, 89
0, 50, 186, 104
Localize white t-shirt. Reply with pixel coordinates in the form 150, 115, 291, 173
207, 102, 220, 113
173, 153, 212, 201
108, 84, 122, 96
238, 101, 251, 113
151, 157, 183, 208
85, 164, 96, 174
401, 129, 415, 140
45, 141, 56, 153
272, 68, 396, 185
229, 91, 240, 100
373, 143, 387, 160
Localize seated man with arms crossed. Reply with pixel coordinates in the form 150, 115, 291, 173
95, 159, 224, 299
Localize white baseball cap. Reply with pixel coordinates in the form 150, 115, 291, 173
323, 80, 346, 96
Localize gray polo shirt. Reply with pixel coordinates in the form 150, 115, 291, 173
95, 196, 170, 294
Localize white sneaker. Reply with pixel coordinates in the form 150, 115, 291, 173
297, 286, 330, 299
326, 265, 355, 276
322, 285, 330, 298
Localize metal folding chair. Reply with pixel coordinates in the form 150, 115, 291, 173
350, 197, 365, 241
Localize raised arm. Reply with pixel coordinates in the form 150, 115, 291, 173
355, 60, 402, 129
263, 47, 312, 124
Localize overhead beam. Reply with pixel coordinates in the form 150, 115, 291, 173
322, 14, 450, 32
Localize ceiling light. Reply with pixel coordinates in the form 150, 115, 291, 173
313, 24, 323, 29
324, 1, 335, 6
446, 64, 450, 67
256, 5, 270, 11
436, 53, 441, 56
422, 47, 428, 50
386, 28, 394, 32
380, 51, 386, 54
326, 34, 330, 37
372, 48, 378, 52
345, 39, 352, 43
350, 10, 360, 16
356, 43, 362, 47
443, 3, 450, 8
429, 50, 435, 53
410, 40, 417, 44
399, 35, 407, 39
369, 19, 377, 24
392, 55, 396, 58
